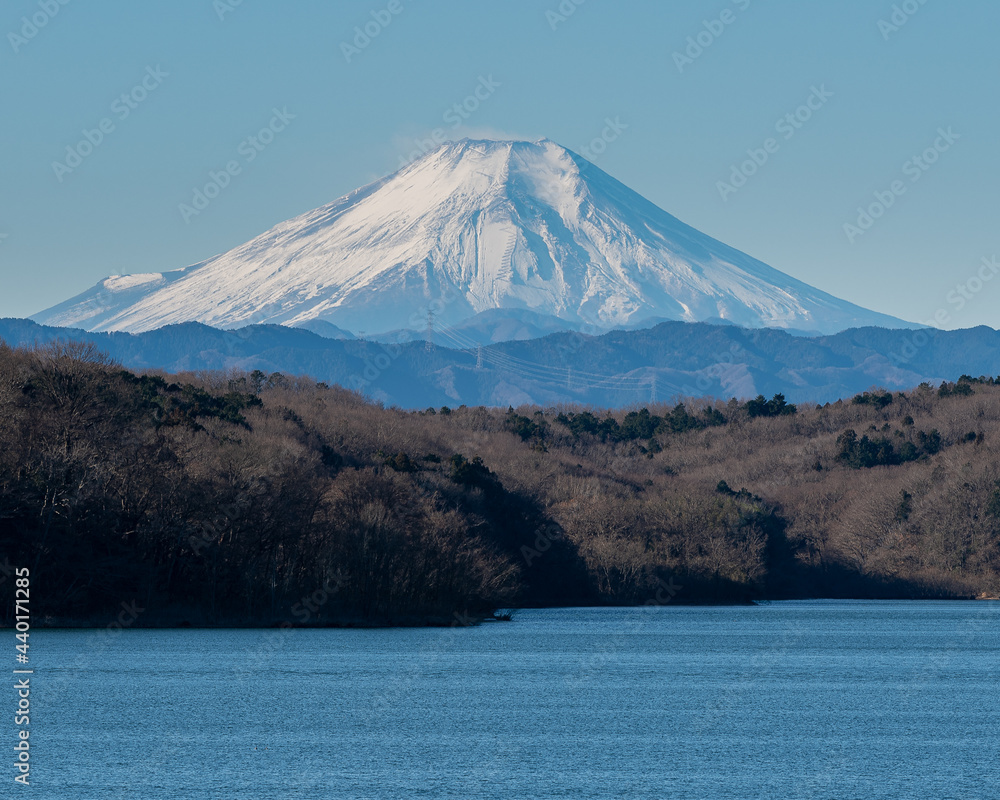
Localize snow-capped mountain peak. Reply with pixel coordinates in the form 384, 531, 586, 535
33, 138, 911, 335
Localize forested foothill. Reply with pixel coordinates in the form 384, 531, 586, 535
1, 342, 998, 627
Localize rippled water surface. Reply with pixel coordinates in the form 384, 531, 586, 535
28, 601, 1000, 798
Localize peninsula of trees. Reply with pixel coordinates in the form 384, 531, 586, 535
1, 341, 998, 627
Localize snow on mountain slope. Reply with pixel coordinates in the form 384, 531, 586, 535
33, 138, 913, 335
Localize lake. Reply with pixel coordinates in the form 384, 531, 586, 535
26, 601, 1000, 798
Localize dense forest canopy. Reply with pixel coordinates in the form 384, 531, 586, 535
1, 341, 998, 626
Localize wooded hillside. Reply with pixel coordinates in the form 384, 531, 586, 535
2, 341, 998, 626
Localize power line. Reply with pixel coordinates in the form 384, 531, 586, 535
420, 315, 686, 397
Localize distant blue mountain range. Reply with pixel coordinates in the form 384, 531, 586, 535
2, 317, 996, 408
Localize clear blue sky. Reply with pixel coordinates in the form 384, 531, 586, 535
2, 0, 998, 329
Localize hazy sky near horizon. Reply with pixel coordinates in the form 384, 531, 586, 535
2, 0, 998, 329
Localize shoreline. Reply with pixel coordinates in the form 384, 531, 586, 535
5, 595, 998, 630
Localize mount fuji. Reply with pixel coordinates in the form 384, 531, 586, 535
33, 138, 912, 336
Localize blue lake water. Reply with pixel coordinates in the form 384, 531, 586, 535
24, 601, 1000, 798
